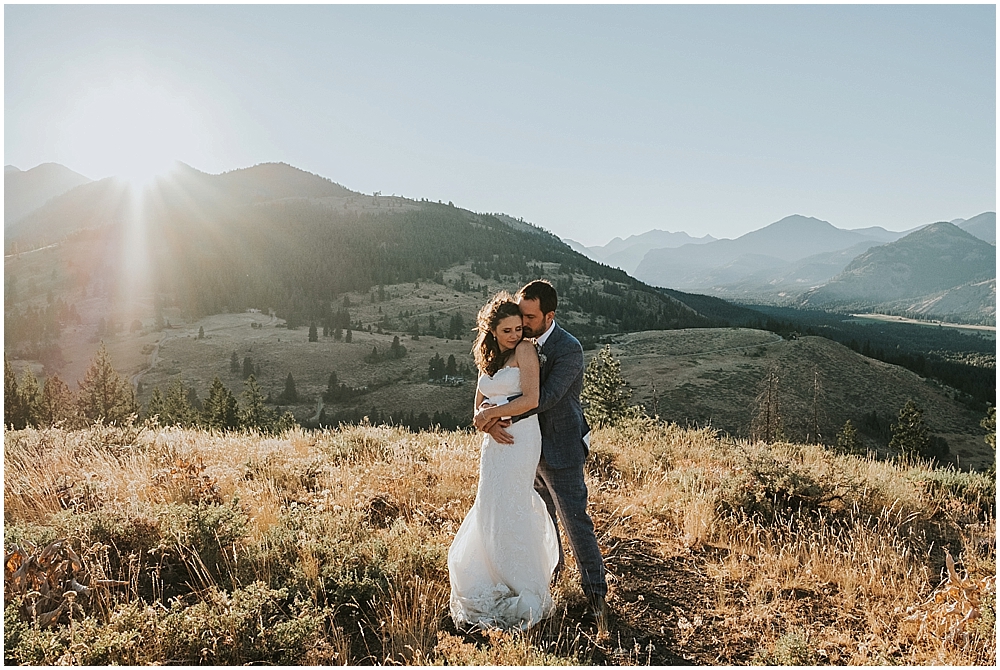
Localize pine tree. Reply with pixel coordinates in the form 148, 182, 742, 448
163, 380, 197, 427
279, 372, 299, 404
890, 400, 931, 458
582, 345, 633, 428
203, 377, 239, 430
835, 419, 863, 455
146, 387, 166, 425
19, 367, 42, 428
390, 335, 406, 359
345, 328, 352, 343
240, 375, 277, 433
76, 343, 137, 425
309, 322, 318, 342
230, 351, 240, 373
242, 356, 255, 380
428, 353, 444, 380
4, 355, 25, 429
198, 326, 205, 339
982, 407, 996, 450
446, 354, 458, 377
38, 374, 75, 427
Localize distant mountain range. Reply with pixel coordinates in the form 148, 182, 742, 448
566, 229, 716, 274
800, 222, 996, 322
4, 163, 92, 225
631, 215, 907, 290
572, 212, 996, 324
952, 212, 996, 244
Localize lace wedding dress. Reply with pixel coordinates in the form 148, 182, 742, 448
448, 366, 559, 630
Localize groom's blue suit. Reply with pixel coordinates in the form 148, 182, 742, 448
518, 322, 607, 598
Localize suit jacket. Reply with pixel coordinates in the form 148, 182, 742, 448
516, 322, 591, 469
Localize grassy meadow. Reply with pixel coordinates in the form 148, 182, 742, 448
4, 417, 995, 665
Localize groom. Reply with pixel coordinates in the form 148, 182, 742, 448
473, 279, 608, 625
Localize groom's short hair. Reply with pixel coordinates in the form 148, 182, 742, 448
518, 280, 558, 315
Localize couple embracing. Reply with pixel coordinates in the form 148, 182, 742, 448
448, 280, 607, 631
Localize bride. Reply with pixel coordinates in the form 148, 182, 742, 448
448, 292, 560, 630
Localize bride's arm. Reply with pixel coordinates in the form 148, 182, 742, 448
476, 341, 539, 422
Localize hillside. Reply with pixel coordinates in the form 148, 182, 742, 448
607, 328, 992, 470
4, 421, 994, 664
800, 222, 996, 322
3, 162, 92, 225
5, 162, 728, 400
634, 215, 899, 289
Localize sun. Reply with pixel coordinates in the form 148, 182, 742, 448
61, 76, 205, 189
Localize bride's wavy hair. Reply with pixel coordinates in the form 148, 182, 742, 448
473, 291, 524, 376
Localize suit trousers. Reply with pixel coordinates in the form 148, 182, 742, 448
534, 456, 607, 598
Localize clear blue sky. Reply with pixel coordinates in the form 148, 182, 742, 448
5, 4, 995, 244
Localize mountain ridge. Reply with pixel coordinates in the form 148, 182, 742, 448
800, 222, 996, 322
4, 162, 92, 225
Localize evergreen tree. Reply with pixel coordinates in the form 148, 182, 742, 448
982, 407, 996, 450
76, 342, 137, 425
448, 313, 466, 340
163, 380, 197, 427
334, 327, 343, 341
890, 400, 931, 458
324, 372, 340, 402
582, 345, 633, 428
389, 335, 406, 359
5, 355, 25, 429
240, 375, 277, 433
198, 326, 205, 339
38, 374, 75, 427
428, 353, 445, 380
230, 351, 240, 373
19, 367, 41, 428
446, 354, 458, 377
242, 356, 255, 380
279, 372, 299, 404
274, 410, 298, 434
309, 322, 318, 342
345, 328, 352, 343
835, 419, 863, 455
203, 377, 239, 430
146, 387, 166, 425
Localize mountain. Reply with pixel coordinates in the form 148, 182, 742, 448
5, 161, 731, 371
5, 177, 131, 250
562, 238, 592, 256
572, 229, 716, 274
633, 215, 898, 289
957, 211, 996, 244
4, 162, 92, 224
800, 222, 996, 321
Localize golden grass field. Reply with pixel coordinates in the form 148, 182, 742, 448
4, 418, 995, 665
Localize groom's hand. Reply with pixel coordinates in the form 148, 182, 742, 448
486, 420, 514, 445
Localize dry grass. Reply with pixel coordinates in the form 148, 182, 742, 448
4, 418, 995, 665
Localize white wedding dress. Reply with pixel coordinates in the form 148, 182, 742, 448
448, 366, 560, 630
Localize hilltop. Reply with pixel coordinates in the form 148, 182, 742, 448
4, 420, 994, 665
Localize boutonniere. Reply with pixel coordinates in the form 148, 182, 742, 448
534, 341, 547, 366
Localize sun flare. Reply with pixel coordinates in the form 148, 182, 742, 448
60, 77, 204, 189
